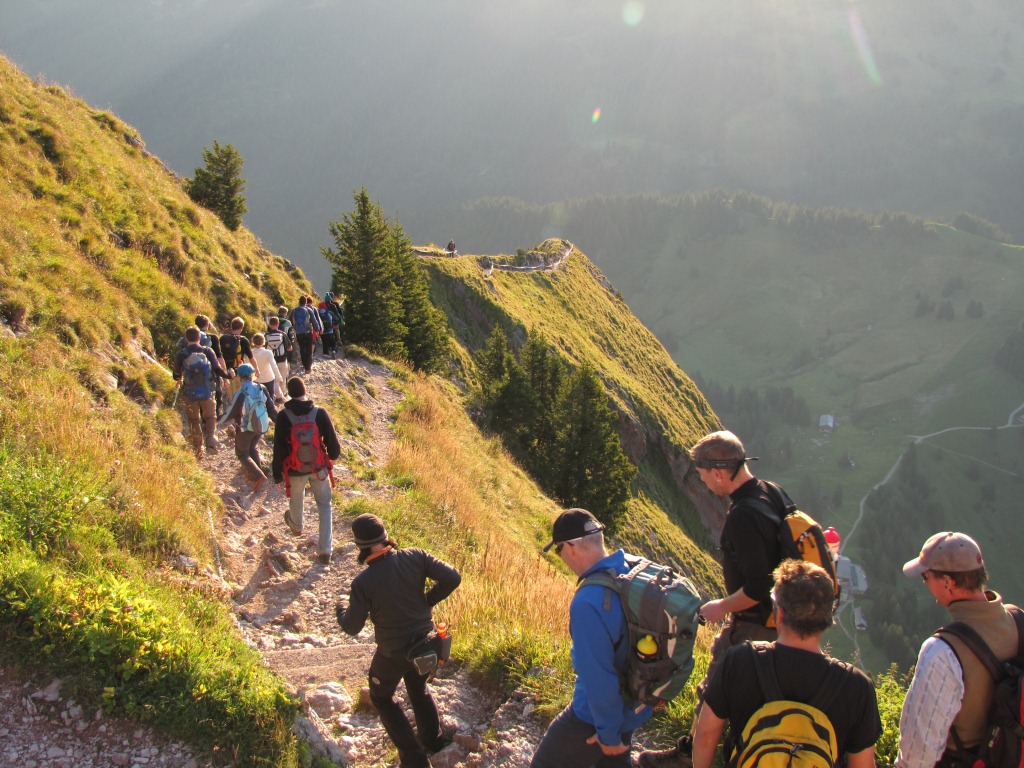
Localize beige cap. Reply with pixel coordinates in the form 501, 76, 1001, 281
903, 532, 984, 577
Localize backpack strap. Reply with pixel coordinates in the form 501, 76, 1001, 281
750, 642, 785, 702
936, 622, 1004, 683
749, 642, 847, 710
576, 569, 626, 649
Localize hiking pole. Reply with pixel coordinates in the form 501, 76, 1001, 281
171, 382, 182, 409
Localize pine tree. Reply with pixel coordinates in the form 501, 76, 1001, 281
323, 189, 449, 371
187, 140, 247, 231
520, 330, 565, 477
549, 362, 634, 531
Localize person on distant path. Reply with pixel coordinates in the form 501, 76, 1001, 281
337, 514, 461, 768
250, 332, 286, 422
639, 430, 783, 768
691, 559, 881, 768
264, 316, 293, 383
325, 292, 345, 355
220, 317, 259, 401
217, 363, 268, 491
272, 376, 341, 563
530, 508, 653, 768
290, 297, 315, 374
276, 306, 299, 368
306, 295, 324, 357
317, 300, 337, 359
446, 239, 457, 256
172, 326, 233, 458
896, 532, 1023, 768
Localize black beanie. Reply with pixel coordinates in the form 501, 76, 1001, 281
352, 514, 387, 547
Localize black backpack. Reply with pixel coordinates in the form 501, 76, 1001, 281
220, 333, 242, 369
936, 606, 1024, 768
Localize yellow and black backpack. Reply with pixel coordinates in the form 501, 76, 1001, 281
730, 642, 846, 768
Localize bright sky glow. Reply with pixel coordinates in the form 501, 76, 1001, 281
623, 2, 645, 27
592, 107, 602, 123
848, 7, 883, 86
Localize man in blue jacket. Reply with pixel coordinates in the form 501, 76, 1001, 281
531, 508, 653, 768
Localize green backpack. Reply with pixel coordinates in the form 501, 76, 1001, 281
730, 643, 846, 768
579, 556, 702, 708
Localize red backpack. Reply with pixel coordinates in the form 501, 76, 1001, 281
281, 407, 333, 495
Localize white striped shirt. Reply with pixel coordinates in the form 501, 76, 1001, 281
896, 636, 965, 768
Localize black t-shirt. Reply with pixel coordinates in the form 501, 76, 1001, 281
705, 642, 882, 758
720, 477, 783, 623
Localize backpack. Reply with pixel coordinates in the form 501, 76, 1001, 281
266, 329, 290, 363
730, 643, 845, 768
182, 350, 213, 401
293, 306, 312, 335
281, 407, 334, 492
239, 381, 269, 434
319, 307, 334, 331
220, 333, 242, 369
578, 556, 702, 708
748, 482, 841, 621
936, 606, 1024, 768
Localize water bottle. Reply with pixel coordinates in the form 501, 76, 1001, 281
636, 634, 658, 661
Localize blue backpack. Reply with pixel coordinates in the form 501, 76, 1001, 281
182, 350, 213, 401
239, 381, 269, 434
319, 307, 335, 332
293, 306, 312, 335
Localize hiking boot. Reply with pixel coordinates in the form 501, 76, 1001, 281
205, 440, 219, 453
637, 736, 693, 768
283, 512, 302, 536
317, 552, 331, 565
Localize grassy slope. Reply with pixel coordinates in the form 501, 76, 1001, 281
0, 55, 311, 766
422, 245, 723, 591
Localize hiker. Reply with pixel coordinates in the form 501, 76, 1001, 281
217, 363, 269, 491
177, 314, 225, 416
276, 306, 299, 368
325, 292, 345, 355
219, 316, 259, 400
172, 326, 233, 458
691, 559, 881, 768
251, 332, 286, 422
639, 430, 786, 767
317, 300, 337, 359
264, 315, 293, 382
531, 508, 653, 768
446, 240, 457, 256
271, 376, 341, 563
309, 295, 324, 357
336, 513, 461, 768
897, 532, 1023, 768
291, 296, 315, 374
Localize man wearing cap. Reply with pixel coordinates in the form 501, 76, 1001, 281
897, 532, 1023, 768
337, 514, 461, 768
531, 508, 653, 768
640, 430, 784, 768
217, 362, 268, 490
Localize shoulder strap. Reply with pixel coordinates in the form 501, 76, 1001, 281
808, 659, 850, 712
578, 569, 618, 612
750, 642, 785, 702
936, 622, 1004, 682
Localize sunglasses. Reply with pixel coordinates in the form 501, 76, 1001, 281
554, 540, 576, 555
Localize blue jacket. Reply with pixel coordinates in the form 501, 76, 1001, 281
570, 549, 653, 746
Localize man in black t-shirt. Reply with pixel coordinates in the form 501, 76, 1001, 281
694, 560, 881, 768
640, 430, 786, 767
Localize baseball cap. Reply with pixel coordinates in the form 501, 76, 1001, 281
903, 532, 984, 577
235, 363, 255, 378
543, 508, 605, 552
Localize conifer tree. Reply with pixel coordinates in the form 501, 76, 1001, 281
323, 189, 449, 371
520, 330, 565, 475
549, 362, 634, 531
187, 140, 247, 231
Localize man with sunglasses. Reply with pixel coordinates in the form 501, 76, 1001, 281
640, 430, 785, 768
897, 532, 1022, 768
531, 508, 653, 768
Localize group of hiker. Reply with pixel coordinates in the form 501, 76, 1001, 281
175, 304, 1017, 768
325, 428, 1019, 768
